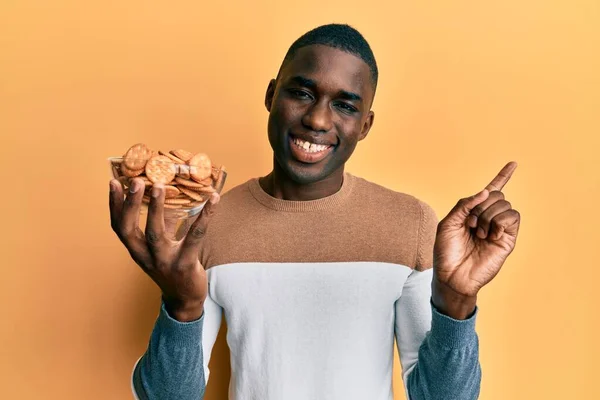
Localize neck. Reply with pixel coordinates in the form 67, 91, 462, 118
259, 159, 345, 201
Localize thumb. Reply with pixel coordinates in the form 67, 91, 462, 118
445, 189, 490, 224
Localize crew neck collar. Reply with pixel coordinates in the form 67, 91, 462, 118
248, 172, 355, 212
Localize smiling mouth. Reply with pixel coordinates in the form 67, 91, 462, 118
288, 135, 335, 164
291, 137, 333, 153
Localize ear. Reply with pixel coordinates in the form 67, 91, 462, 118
265, 79, 276, 112
358, 110, 375, 141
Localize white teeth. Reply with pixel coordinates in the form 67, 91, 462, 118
293, 138, 330, 153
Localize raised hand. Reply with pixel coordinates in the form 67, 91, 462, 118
109, 178, 220, 322
432, 162, 521, 319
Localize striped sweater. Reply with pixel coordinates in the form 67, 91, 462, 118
132, 172, 482, 400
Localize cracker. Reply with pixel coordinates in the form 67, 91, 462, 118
164, 197, 192, 205
195, 185, 216, 194
175, 176, 206, 188
179, 186, 205, 201
121, 163, 144, 177
188, 153, 212, 182
124, 143, 153, 170
158, 150, 186, 164
199, 177, 213, 186
164, 185, 181, 199
142, 195, 187, 208
145, 155, 176, 184
171, 149, 194, 162
114, 143, 223, 213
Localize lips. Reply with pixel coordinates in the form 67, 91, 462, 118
288, 134, 335, 164
289, 133, 335, 147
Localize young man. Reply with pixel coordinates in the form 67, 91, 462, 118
109, 24, 521, 400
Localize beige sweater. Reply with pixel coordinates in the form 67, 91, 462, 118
132, 172, 482, 400
200, 172, 437, 270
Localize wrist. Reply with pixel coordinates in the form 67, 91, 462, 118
431, 278, 477, 320
162, 296, 205, 322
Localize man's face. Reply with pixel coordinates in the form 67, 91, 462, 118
265, 44, 375, 185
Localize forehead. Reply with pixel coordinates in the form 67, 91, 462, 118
280, 44, 373, 98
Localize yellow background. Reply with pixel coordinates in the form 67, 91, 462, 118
1, 1, 598, 399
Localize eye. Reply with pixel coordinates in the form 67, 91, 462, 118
335, 102, 357, 113
289, 89, 313, 100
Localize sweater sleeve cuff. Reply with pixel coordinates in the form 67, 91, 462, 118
428, 299, 478, 349
156, 300, 205, 344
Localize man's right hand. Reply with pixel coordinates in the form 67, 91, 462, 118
109, 177, 220, 322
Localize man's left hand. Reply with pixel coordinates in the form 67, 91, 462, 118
431, 162, 521, 319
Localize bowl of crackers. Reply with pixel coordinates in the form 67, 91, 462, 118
109, 143, 227, 220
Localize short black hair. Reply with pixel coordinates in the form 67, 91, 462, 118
279, 23, 378, 91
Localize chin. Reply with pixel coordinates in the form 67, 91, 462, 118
280, 163, 318, 184
279, 159, 339, 185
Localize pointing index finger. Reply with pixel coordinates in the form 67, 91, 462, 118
485, 161, 518, 192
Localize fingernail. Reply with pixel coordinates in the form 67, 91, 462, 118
129, 180, 140, 193
109, 180, 117, 192
477, 227, 486, 238
209, 193, 220, 204
152, 183, 163, 198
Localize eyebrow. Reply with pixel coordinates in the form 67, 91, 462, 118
289, 75, 363, 103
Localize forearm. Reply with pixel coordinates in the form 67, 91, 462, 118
406, 301, 481, 400
132, 301, 206, 400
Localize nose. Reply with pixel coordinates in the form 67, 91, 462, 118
301, 100, 332, 133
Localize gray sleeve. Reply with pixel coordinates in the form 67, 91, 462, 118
405, 301, 482, 400
132, 295, 223, 400
395, 268, 481, 400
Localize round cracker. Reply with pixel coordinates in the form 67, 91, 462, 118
195, 185, 216, 194
188, 153, 212, 182
171, 149, 194, 162
121, 163, 144, 177
124, 143, 153, 170
164, 197, 192, 205
158, 150, 186, 164
145, 155, 177, 184
179, 186, 205, 201
175, 176, 206, 188
163, 185, 181, 199
198, 176, 213, 186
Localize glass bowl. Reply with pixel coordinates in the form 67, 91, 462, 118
108, 156, 227, 238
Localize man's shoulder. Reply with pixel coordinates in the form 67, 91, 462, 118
346, 173, 439, 270
349, 173, 437, 219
